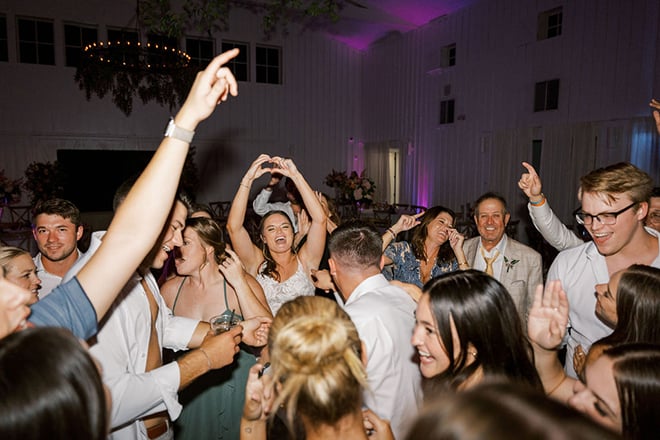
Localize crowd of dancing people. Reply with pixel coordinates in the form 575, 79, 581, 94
0, 50, 659, 440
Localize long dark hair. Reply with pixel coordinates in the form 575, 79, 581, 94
598, 264, 660, 348
259, 210, 295, 281
0, 328, 108, 440
410, 206, 456, 266
604, 343, 660, 440
423, 270, 542, 393
405, 382, 619, 440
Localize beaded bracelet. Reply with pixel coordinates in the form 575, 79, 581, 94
529, 194, 545, 206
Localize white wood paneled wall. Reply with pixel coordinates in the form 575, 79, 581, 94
1, 0, 659, 239
362, 0, 660, 231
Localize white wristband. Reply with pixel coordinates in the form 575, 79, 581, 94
164, 117, 195, 143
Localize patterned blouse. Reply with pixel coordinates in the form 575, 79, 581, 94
383, 241, 458, 288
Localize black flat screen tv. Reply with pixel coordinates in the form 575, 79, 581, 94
57, 149, 154, 212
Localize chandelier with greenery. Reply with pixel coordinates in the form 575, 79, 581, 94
75, 0, 348, 116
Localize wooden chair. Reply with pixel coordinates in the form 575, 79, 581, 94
393, 203, 427, 217
6, 205, 32, 229
371, 209, 393, 229
209, 201, 232, 221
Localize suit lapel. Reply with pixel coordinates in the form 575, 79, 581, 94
465, 238, 479, 266
500, 239, 522, 283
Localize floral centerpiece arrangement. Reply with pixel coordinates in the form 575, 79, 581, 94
23, 161, 65, 206
324, 169, 376, 205
0, 170, 23, 205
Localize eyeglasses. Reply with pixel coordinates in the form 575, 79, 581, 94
574, 202, 637, 226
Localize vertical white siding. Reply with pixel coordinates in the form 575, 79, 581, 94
362, 0, 660, 233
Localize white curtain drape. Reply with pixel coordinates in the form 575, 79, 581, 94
364, 140, 404, 204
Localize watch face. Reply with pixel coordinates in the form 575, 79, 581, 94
165, 118, 175, 135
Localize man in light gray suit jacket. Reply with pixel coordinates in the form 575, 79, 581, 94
463, 192, 542, 323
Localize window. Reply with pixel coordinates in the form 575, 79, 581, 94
256, 45, 281, 84
441, 43, 456, 67
107, 28, 138, 44
534, 79, 559, 112
17, 17, 55, 65
147, 33, 179, 67
440, 99, 455, 124
0, 15, 7, 62
186, 37, 214, 67
537, 7, 562, 40
64, 24, 98, 67
532, 140, 542, 173
107, 28, 139, 67
221, 41, 249, 81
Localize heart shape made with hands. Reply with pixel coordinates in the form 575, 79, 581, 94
260, 157, 291, 172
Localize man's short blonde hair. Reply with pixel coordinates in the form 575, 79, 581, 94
578, 162, 653, 204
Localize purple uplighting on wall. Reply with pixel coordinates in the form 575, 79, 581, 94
324, 0, 476, 50
384, 3, 452, 26
416, 167, 430, 209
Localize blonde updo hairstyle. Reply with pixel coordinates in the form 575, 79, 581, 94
268, 296, 367, 432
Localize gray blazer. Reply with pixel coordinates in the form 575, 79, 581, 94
463, 236, 543, 324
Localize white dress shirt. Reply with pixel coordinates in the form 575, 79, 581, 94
63, 231, 200, 440
33, 249, 81, 298
472, 235, 508, 280
547, 228, 660, 378
340, 274, 422, 440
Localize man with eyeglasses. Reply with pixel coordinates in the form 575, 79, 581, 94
545, 162, 659, 378
645, 187, 660, 232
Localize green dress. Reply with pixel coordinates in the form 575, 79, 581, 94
172, 278, 257, 440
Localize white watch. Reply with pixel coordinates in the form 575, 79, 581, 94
164, 118, 195, 143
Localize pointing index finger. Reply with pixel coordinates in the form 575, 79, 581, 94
521, 161, 538, 177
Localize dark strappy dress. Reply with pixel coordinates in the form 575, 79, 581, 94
172, 277, 257, 440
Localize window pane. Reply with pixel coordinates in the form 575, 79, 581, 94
235, 45, 248, 63
186, 39, 200, 58
107, 29, 120, 42
235, 63, 248, 81
256, 47, 267, 65
18, 19, 35, 41
37, 21, 54, 43
267, 48, 278, 65
532, 140, 543, 173
0, 16, 7, 62
19, 41, 36, 63
533, 82, 546, 112
64, 25, 80, 45
268, 66, 278, 84
440, 99, 455, 124
82, 28, 97, 44
546, 79, 559, 109
256, 65, 266, 83
37, 43, 55, 65
222, 41, 249, 81
199, 40, 213, 58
